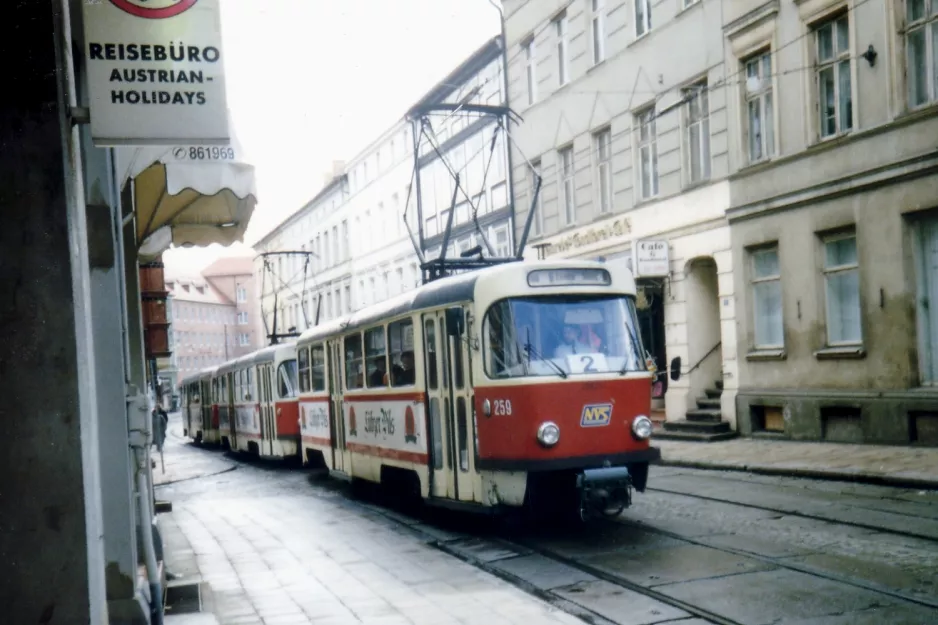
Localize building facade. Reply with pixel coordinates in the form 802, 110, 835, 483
503, 0, 738, 432
254, 166, 351, 341
165, 256, 259, 381
410, 36, 516, 266
254, 37, 518, 331
723, 0, 938, 445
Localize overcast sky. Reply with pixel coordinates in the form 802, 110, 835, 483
163, 0, 499, 275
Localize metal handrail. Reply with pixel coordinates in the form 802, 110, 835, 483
685, 341, 722, 376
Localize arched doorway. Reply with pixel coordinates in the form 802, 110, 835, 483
683, 257, 723, 406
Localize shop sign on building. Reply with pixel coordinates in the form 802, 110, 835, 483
634, 240, 669, 277
82, 0, 229, 146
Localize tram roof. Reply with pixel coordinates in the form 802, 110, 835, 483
297, 258, 622, 345
298, 267, 481, 345
215, 339, 297, 374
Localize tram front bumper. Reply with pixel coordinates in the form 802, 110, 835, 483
576, 466, 632, 518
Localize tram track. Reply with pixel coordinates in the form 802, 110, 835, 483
644, 484, 938, 544
343, 492, 938, 624
609, 515, 938, 612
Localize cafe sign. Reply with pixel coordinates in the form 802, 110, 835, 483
82, 0, 230, 146
634, 239, 670, 277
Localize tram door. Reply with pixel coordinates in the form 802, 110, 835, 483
260, 363, 276, 456
423, 314, 455, 499
443, 307, 479, 502
227, 372, 238, 451
328, 340, 350, 476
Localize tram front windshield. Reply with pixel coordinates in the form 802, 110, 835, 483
483, 295, 646, 379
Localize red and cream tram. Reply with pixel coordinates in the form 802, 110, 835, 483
216, 342, 301, 459
296, 260, 660, 520
181, 366, 219, 444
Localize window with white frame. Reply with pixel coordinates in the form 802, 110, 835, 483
822, 233, 861, 345
554, 13, 569, 86
744, 50, 775, 163
237, 311, 248, 325
594, 128, 613, 214
814, 14, 852, 139
906, 0, 938, 107
529, 159, 544, 235
751, 246, 784, 348
493, 224, 512, 257
684, 81, 711, 183
523, 38, 537, 105
236, 285, 247, 303
590, 0, 606, 65
558, 146, 576, 224
636, 107, 658, 199
635, 0, 652, 37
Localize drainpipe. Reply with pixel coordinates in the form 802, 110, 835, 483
129, 386, 163, 625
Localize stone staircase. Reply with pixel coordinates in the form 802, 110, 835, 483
655, 378, 738, 442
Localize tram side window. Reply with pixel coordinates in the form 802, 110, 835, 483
246, 368, 254, 400
297, 347, 311, 393
456, 397, 469, 472
389, 318, 415, 387
278, 360, 298, 399
235, 370, 242, 401
311, 345, 326, 392
345, 333, 364, 390
423, 319, 438, 390
365, 327, 388, 388
212, 379, 219, 403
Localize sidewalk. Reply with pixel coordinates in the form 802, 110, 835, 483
655, 437, 938, 489
155, 416, 584, 625
153, 416, 238, 487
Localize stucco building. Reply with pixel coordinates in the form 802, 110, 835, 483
503, 0, 738, 436
723, 0, 938, 445
165, 256, 259, 383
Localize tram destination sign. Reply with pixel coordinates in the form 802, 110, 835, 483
82, 0, 230, 146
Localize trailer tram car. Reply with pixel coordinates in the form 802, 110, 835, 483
296, 260, 660, 520
217, 342, 301, 459
181, 366, 219, 444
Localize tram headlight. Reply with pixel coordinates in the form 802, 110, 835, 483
631, 415, 653, 440
536, 421, 561, 447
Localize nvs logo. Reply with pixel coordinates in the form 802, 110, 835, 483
580, 403, 613, 427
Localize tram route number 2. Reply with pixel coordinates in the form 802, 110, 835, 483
492, 399, 512, 416
567, 353, 607, 374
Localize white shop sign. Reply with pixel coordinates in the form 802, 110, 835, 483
634, 240, 670, 277
82, 0, 230, 146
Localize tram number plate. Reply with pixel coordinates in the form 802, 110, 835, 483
566, 353, 607, 374
492, 399, 513, 416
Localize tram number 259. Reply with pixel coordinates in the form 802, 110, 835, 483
493, 399, 513, 416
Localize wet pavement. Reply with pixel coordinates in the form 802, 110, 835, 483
156, 413, 938, 624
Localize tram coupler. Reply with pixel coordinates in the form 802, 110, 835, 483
576, 466, 632, 519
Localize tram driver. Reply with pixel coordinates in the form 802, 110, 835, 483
554, 323, 593, 358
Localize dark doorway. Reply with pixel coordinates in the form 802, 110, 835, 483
636, 280, 666, 399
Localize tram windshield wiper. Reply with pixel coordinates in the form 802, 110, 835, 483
521, 339, 568, 379
620, 325, 644, 376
